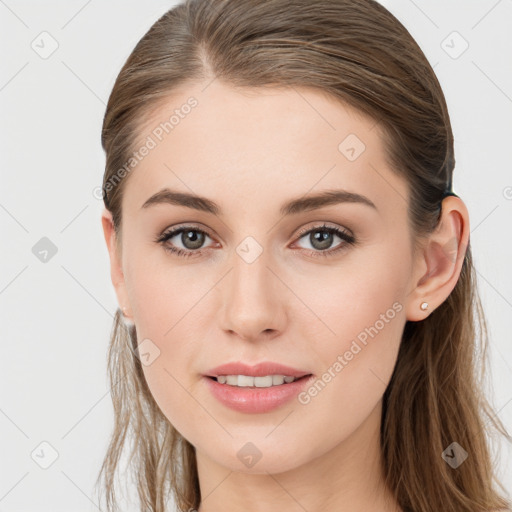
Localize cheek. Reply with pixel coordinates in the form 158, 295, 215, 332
124, 254, 214, 435
125, 242, 205, 336
295, 246, 409, 422
290, 288, 406, 447
298, 243, 409, 346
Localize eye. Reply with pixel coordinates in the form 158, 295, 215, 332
155, 225, 215, 258
156, 222, 356, 259
293, 223, 356, 258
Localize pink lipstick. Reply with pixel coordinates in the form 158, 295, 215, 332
203, 361, 314, 414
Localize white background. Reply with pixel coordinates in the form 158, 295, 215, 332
1, 0, 511, 510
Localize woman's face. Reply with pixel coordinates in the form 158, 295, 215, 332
105, 80, 422, 474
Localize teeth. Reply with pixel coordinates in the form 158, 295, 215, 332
272, 375, 285, 385
214, 374, 301, 388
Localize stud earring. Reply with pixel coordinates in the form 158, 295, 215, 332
120, 306, 134, 327
420, 302, 429, 311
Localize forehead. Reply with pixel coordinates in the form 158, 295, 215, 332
122, 80, 409, 221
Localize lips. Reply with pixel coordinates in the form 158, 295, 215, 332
205, 361, 312, 379
204, 371, 316, 413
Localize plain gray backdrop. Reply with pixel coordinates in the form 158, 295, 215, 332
1, 0, 511, 510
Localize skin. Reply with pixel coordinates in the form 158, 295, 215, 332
102, 79, 470, 512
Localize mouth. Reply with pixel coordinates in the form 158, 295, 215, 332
203, 372, 316, 414
203, 361, 314, 413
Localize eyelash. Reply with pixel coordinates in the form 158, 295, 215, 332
155, 223, 356, 259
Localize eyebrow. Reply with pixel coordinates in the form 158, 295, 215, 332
141, 187, 377, 216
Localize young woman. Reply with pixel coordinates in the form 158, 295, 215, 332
97, 0, 511, 510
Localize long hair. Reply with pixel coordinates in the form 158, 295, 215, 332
96, 1, 512, 510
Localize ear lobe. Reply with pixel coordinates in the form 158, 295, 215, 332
405, 197, 469, 321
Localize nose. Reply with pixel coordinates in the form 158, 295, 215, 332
218, 247, 286, 343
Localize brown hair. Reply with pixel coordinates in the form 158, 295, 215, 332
96, 0, 512, 510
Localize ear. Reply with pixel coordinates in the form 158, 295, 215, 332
101, 208, 133, 320
405, 196, 470, 321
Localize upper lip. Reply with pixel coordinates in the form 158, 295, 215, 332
205, 361, 312, 378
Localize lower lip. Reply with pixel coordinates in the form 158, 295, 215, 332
203, 375, 314, 414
